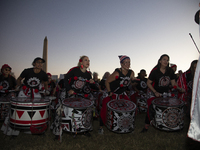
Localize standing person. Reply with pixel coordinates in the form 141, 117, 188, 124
99, 55, 136, 134
141, 54, 185, 133
0, 64, 17, 120
16, 57, 49, 98
51, 55, 95, 139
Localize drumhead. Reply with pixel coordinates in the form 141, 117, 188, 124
152, 97, 184, 107
0, 97, 10, 103
107, 99, 136, 112
11, 97, 50, 103
62, 98, 93, 108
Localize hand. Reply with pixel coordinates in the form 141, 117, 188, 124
179, 88, 185, 93
45, 90, 50, 95
68, 89, 74, 95
154, 92, 161, 97
89, 79, 94, 84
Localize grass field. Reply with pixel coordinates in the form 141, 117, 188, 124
0, 112, 200, 150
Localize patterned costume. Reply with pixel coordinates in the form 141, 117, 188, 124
100, 68, 133, 124
145, 67, 176, 123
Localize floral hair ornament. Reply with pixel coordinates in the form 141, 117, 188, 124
79, 59, 82, 62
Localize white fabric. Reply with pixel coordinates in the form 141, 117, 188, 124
187, 56, 200, 142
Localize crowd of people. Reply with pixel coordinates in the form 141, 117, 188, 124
0, 54, 198, 140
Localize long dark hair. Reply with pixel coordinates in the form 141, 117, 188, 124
157, 54, 169, 68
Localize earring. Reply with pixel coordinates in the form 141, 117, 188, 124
81, 65, 83, 69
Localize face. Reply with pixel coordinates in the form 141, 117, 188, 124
105, 72, 110, 79
2, 68, 11, 76
34, 60, 44, 69
81, 56, 90, 68
140, 71, 146, 78
159, 56, 169, 68
121, 58, 130, 70
48, 75, 51, 82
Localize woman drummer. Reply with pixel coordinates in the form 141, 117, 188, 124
99, 55, 136, 134
64, 55, 96, 98
0, 64, 17, 120
51, 55, 95, 138
16, 57, 49, 98
141, 54, 185, 133
0, 64, 17, 98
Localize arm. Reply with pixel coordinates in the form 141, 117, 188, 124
171, 79, 185, 92
147, 79, 160, 97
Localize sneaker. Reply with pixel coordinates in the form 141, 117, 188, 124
98, 128, 104, 134
140, 128, 148, 133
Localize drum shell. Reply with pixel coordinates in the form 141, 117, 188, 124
136, 96, 147, 112
61, 98, 94, 133
106, 99, 136, 133
152, 97, 185, 131
0, 97, 10, 120
9, 97, 50, 130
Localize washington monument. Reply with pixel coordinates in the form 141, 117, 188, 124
42, 36, 48, 72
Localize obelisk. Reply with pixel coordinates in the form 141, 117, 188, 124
42, 36, 48, 72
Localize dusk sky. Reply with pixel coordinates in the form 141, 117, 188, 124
0, 0, 199, 80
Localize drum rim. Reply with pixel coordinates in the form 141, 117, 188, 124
152, 97, 184, 107
62, 98, 94, 108
11, 97, 50, 103
107, 99, 136, 112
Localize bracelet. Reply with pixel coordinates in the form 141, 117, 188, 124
108, 91, 111, 95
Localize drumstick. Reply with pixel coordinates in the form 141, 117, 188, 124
189, 33, 200, 54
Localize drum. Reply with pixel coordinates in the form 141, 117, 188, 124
0, 97, 10, 120
152, 97, 185, 131
9, 97, 50, 132
61, 98, 94, 133
136, 93, 148, 112
106, 99, 136, 133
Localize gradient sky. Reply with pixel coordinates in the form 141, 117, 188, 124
0, 0, 199, 80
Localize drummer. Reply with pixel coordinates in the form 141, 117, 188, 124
141, 54, 185, 133
16, 57, 49, 98
0, 64, 17, 97
130, 69, 148, 104
64, 55, 96, 98
51, 55, 95, 138
0, 64, 17, 121
99, 55, 136, 134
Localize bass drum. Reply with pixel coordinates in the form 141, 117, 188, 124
0, 97, 10, 120
9, 97, 50, 134
152, 97, 185, 131
61, 98, 94, 133
106, 99, 136, 133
